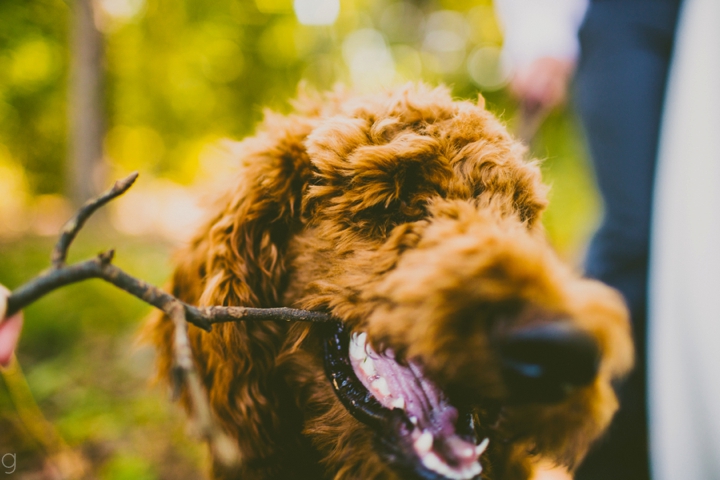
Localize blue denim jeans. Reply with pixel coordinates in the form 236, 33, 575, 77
573, 1, 681, 478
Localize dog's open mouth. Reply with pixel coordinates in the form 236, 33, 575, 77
324, 323, 488, 480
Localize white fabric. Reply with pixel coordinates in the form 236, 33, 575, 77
649, 0, 720, 478
494, 0, 588, 70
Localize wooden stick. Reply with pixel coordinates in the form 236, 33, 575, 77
3, 172, 335, 468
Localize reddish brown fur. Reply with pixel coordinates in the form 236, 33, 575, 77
145, 84, 633, 480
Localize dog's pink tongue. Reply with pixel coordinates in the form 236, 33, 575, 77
349, 333, 483, 474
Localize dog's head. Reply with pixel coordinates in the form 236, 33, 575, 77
154, 84, 633, 480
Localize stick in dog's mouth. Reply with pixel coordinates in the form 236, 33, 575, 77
325, 322, 488, 480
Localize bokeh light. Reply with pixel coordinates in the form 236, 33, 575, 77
294, 0, 340, 26
343, 28, 396, 88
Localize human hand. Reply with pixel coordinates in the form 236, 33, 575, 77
509, 56, 576, 114
0, 285, 23, 367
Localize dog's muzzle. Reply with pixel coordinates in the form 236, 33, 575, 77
323, 317, 601, 480
324, 322, 486, 480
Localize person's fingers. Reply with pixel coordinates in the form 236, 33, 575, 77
0, 285, 8, 319
512, 68, 552, 111
0, 285, 22, 367
509, 57, 575, 112
528, 68, 565, 110
0, 313, 22, 367
527, 75, 553, 108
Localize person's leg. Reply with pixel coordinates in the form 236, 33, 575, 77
573, 2, 681, 479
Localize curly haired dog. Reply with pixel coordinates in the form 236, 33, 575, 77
146, 84, 633, 480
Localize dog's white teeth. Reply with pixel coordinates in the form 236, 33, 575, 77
359, 358, 376, 377
463, 462, 483, 478
474, 438, 489, 458
460, 445, 475, 459
450, 462, 481, 480
418, 443, 482, 480
421, 452, 443, 472
350, 330, 481, 480
371, 377, 391, 397
349, 333, 367, 361
414, 430, 434, 454
421, 452, 473, 480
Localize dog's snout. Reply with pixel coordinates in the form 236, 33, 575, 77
495, 321, 601, 404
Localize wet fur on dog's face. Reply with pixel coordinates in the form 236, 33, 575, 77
147, 84, 633, 480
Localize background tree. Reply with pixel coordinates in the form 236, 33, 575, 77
69, 0, 106, 206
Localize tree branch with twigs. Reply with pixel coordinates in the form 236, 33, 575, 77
4, 172, 334, 468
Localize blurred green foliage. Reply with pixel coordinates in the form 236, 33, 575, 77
0, 1, 69, 195
0, 0, 597, 252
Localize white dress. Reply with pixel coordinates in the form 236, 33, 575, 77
649, 0, 720, 478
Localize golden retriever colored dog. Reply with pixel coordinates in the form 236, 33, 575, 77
146, 84, 633, 480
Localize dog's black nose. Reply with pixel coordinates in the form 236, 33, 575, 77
496, 321, 601, 403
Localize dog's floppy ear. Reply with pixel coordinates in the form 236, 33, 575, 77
145, 110, 317, 475
200, 115, 316, 308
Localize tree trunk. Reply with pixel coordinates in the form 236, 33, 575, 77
68, 0, 105, 206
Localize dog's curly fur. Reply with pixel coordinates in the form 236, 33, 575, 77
145, 84, 633, 480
